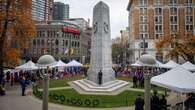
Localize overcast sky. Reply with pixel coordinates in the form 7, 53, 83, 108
54, 0, 129, 39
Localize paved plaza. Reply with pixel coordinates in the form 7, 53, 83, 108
0, 83, 185, 110
0, 85, 134, 110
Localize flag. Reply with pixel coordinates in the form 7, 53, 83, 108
64, 48, 69, 54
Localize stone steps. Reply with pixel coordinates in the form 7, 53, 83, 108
70, 79, 130, 95
76, 80, 126, 90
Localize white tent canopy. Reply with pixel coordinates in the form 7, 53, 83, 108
181, 61, 195, 72
51, 60, 66, 67
66, 60, 83, 67
15, 60, 38, 70
160, 60, 180, 68
131, 60, 162, 67
156, 60, 163, 67
151, 66, 195, 93
131, 60, 141, 67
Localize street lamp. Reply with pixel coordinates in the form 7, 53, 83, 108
142, 35, 146, 55
173, 34, 178, 63
137, 54, 157, 110
37, 55, 56, 110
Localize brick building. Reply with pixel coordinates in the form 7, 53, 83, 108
23, 20, 91, 63
127, 0, 195, 63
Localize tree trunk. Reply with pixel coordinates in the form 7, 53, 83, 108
0, 0, 11, 84
0, 43, 4, 84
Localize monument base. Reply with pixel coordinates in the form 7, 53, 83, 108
69, 79, 130, 95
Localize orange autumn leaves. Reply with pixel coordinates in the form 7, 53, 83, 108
5, 48, 20, 66
155, 33, 195, 62
0, 0, 37, 66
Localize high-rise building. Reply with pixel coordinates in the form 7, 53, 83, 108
127, 0, 195, 63
32, 0, 53, 21
64, 4, 70, 19
53, 2, 69, 20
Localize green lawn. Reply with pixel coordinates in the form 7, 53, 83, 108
117, 76, 133, 82
37, 75, 84, 88
47, 89, 144, 108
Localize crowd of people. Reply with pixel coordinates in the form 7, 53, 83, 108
184, 93, 195, 110
0, 67, 88, 96
135, 91, 168, 110
1, 65, 195, 110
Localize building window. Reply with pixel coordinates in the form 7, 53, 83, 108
77, 42, 80, 47
41, 39, 44, 45
185, 16, 193, 24
170, 7, 177, 14
155, 34, 163, 39
55, 39, 59, 45
140, 16, 148, 23
33, 39, 36, 45
72, 41, 74, 47
185, 25, 193, 32
140, 33, 148, 39
140, 24, 148, 32
171, 43, 175, 48
37, 39, 40, 46
170, 0, 177, 5
155, 0, 162, 5
170, 25, 178, 32
185, 7, 193, 14
74, 42, 77, 47
155, 16, 163, 24
140, 42, 148, 48
185, 0, 192, 4
65, 40, 68, 46
155, 25, 163, 33
139, 0, 147, 6
170, 16, 178, 24
155, 8, 162, 15
140, 8, 147, 14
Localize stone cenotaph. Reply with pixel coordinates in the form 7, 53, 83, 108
70, 1, 129, 95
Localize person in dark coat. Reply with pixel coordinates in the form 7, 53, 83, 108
98, 70, 103, 85
159, 95, 167, 110
151, 91, 160, 110
20, 77, 28, 96
135, 94, 144, 110
133, 75, 137, 88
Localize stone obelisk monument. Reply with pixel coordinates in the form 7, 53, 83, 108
70, 1, 129, 95
87, 1, 115, 84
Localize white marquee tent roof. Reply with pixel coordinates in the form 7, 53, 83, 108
15, 60, 38, 70
151, 66, 195, 93
51, 60, 66, 67
66, 60, 83, 67
160, 60, 180, 68
131, 60, 162, 67
181, 61, 195, 71
131, 60, 141, 67
156, 60, 163, 67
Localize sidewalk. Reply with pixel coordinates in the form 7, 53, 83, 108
0, 85, 135, 110
0, 84, 183, 110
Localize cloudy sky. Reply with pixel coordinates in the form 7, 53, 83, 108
54, 0, 129, 38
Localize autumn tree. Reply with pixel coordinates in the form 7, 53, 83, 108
156, 33, 195, 64
0, 0, 36, 83
112, 43, 123, 64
